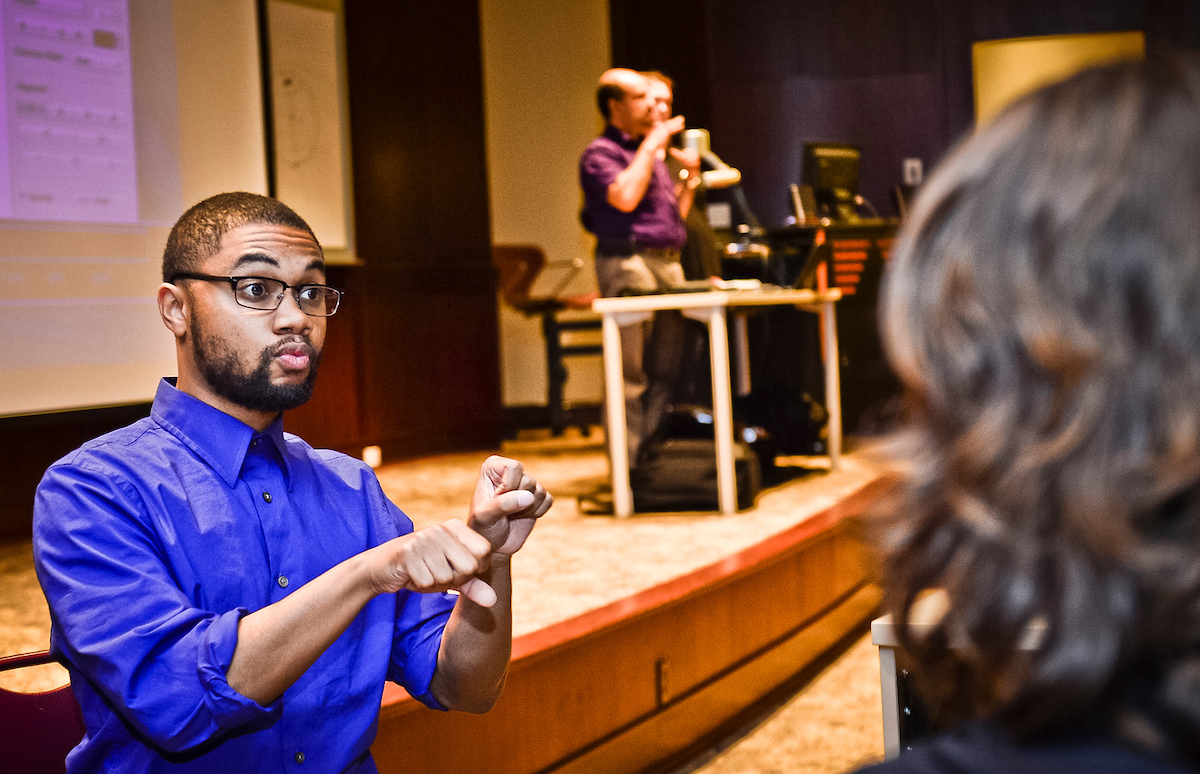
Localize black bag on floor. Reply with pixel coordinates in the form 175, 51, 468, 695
631, 408, 763, 512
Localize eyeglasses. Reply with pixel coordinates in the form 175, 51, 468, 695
170, 273, 344, 317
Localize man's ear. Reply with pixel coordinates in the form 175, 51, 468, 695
157, 282, 189, 340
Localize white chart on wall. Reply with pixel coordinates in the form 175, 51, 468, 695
266, 0, 354, 261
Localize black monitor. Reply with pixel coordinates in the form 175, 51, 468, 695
800, 142, 861, 222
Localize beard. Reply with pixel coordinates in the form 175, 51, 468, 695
190, 317, 322, 414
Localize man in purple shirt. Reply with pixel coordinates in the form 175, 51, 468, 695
33, 192, 553, 772
579, 68, 701, 470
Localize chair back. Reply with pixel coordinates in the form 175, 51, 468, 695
492, 244, 547, 313
0, 651, 85, 774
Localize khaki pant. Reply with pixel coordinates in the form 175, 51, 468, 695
595, 251, 687, 468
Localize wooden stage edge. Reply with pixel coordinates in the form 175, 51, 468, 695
373, 476, 894, 774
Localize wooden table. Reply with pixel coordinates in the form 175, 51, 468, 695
592, 287, 843, 517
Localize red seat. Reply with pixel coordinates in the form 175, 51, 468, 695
0, 650, 85, 774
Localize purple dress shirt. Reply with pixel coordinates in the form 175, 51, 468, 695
33, 378, 457, 773
579, 124, 686, 250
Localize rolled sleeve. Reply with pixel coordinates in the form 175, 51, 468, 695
35, 461, 276, 753
198, 608, 280, 729
33, 385, 437, 771
388, 589, 457, 709
580, 143, 625, 200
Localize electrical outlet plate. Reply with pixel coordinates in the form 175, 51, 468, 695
902, 158, 924, 187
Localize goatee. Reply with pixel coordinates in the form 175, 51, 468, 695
191, 320, 322, 414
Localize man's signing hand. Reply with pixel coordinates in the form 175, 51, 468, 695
467, 455, 552, 558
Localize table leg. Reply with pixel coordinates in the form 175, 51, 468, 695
822, 299, 842, 471
707, 307, 737, 514
601, 313, 633, 518
732, 313, 751, 397
878, 645, 900, 760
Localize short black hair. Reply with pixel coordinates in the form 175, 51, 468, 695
161, 192, 320, 282
597, 82, 625, 121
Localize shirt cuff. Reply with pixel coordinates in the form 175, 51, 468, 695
198, 608, 282, 728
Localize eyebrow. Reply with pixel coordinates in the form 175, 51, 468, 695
231, 252, 279, 271
230, 253, 326, 275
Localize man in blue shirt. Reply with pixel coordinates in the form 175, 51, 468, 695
32, 191, 553, 772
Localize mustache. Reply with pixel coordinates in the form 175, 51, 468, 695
268, 336, 316, 358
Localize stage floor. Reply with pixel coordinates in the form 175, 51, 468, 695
0, 427, 889, 772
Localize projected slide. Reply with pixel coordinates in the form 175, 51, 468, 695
0, 0, 186, 418
2, 0, 137, 224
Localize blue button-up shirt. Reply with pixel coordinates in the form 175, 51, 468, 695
579, 124, 687, 250
33, 379, 457, 773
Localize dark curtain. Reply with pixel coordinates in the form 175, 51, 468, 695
612, 0, 1200, 227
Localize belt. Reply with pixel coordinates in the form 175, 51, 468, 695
596, 243, 682, 259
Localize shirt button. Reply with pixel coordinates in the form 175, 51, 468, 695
277, 575, 289, 588
294, 751, 305, 764
250, 439, 259, 448
262, 491, 272, 503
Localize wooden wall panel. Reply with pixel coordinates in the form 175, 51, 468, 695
344, 4, 491, 265
287, 261, 504, 459
357, 266, 502, 458
608, 0, 714, 130
559, 586, 879, 774
283, 265, 364, 454
301, 2, 503, 459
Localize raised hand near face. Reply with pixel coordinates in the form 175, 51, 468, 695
646, 114, 686, 156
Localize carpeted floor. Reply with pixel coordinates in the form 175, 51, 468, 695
0, 427, 887, 773
675, 633, 883, 774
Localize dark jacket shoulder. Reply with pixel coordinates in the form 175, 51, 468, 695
855, 722, 1192, 774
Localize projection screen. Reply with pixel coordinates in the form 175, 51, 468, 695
0, 0, 268, 417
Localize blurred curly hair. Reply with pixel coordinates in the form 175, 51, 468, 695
875, 54, 1200, 757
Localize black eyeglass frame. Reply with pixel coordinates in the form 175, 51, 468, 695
170, 272, 344, 317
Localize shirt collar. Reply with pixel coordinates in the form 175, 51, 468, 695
604, 123, 642, 150
150, 378, 293, 488
254, 419, 293, 489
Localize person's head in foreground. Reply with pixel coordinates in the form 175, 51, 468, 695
875, 54, 1200, 766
